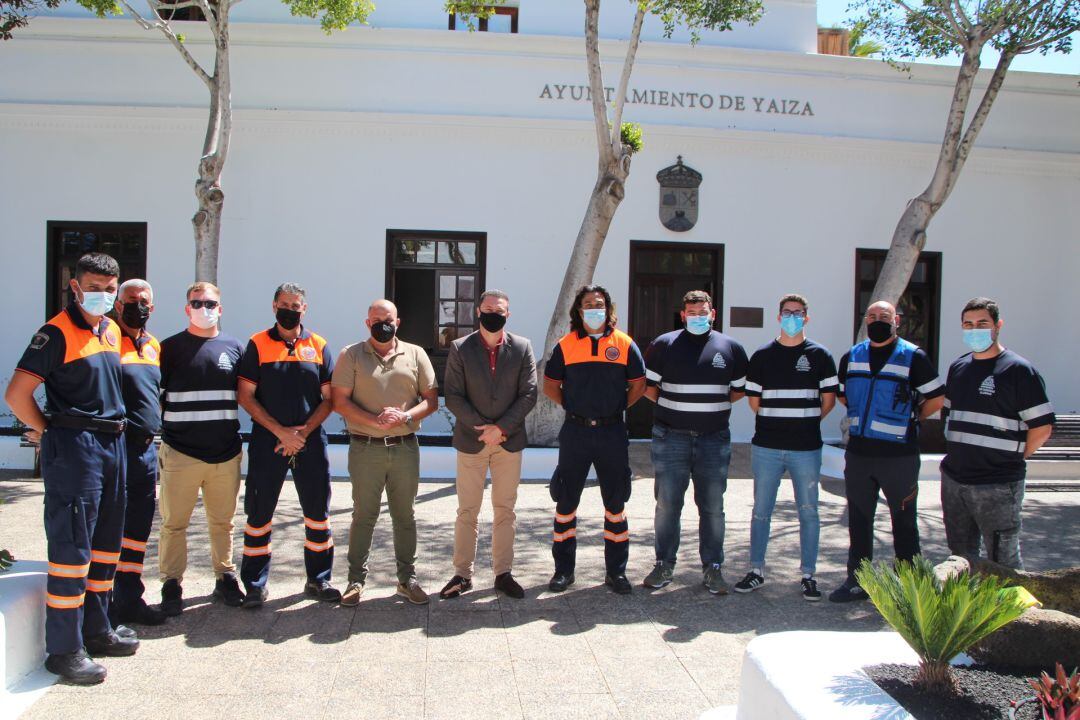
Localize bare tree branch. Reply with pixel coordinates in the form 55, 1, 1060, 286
583, 0, 613, 166
194, 0, 219, 37
938, 0, 971, 41
609, 4, 645, 151
146, 0, 202, 11
951, 0, 974, 31
123, 0, 214, 87
946, 50, 1013, 197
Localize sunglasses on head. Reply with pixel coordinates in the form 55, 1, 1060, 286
189, 299, 219, 310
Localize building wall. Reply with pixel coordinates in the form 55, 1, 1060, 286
1, 18, 1078, 440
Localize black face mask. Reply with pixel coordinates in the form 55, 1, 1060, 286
479, 311, 507, 333
371, 320, 396, 343
276, 307, 302, 331
120, 302, 150, 329
867, 320, 896, 344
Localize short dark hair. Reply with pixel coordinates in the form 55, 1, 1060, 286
779, 293, 808, 313
962, 297, 999, 323
682, 290, 712, 310
274, 282, 306, 301
569, 284, 616, 334
479, 289, 509, 305
75, 253, 119, 281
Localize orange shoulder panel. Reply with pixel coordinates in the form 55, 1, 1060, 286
120, 333, 161, 366
558, 333, 594, 366
48, 312, 120, 365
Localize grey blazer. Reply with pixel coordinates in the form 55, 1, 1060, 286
443, 330, 538, 454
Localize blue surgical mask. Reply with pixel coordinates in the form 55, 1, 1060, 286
582, 309, 607, 331
78, 287, 116, 317
963, 328, 993, 353
685, 315, 712, 335
780, 315, 805, 338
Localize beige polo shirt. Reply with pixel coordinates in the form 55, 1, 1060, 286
331, 339, 437, 437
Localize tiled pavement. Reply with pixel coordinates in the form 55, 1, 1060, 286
2, 445, 1077, 719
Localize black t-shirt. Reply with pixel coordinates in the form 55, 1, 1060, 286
839, 340, 944, 457
745, 339, 838, 451
941, 349, 1054, 485
644, 329, 748, 433
160, 331, 244, 463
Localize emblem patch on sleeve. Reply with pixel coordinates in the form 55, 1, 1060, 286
29, 332, 50, 350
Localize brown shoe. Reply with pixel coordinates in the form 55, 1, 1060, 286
395, 578, 429, 605
340, 581, 365, 607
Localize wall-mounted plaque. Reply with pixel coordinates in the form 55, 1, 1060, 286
656, 156, 701, 232
730, 307, 765, 328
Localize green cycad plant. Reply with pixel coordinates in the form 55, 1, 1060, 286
856, 555, 1037, 693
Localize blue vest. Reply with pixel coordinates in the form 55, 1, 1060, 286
846, 338, 917, 443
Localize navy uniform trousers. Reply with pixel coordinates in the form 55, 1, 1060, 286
240, 429, 333, 589
112, 433, 157, 613
552, 421, 632, 576
41, 426, 126, 654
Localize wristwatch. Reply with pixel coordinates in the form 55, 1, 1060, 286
404, 414, 416, 430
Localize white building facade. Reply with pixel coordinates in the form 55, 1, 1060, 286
1, 0, 1078, 443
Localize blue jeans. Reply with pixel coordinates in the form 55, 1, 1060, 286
749, 444, 822, 575
651, 424, 731, 568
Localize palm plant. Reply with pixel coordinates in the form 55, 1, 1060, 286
856, 555, 1037, 693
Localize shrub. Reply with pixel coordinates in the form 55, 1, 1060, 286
1028, 663, 1080, 720
856, 555, 1037, 693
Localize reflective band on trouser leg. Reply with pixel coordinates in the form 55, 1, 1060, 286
84, 435, 127, 639
115, 437, 158, 610
296, 440, 335, 584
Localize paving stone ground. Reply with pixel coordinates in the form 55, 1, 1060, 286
2, 444, 1077, 719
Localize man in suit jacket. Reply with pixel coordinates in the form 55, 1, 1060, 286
440, 289, 538, 600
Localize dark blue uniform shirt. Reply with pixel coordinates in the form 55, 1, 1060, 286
119, 331, 162, 436
545, 328, 645, 420
745, 339, 838, 451
237, 326, 334, 436
16, 303, 124, 420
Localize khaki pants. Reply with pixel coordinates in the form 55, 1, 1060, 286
158, 443, 242, 581
453, 444, 522, 578
347, 437, 420, 584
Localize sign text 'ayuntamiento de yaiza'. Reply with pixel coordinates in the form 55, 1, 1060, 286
539, 84, 815, 116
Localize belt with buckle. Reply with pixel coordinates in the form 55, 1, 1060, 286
565, 413, 622, 428
350, 433, 416, 446
48, 415, 127, 435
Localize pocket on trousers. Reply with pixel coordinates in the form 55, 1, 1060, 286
548, 467, 562, 503
651, 424, 669, 441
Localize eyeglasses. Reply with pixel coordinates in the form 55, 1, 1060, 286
189, 299, 219, 310
780, 310, 806, 319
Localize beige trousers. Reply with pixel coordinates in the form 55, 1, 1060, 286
453, 444, 522, 578
158, 443, 242, 581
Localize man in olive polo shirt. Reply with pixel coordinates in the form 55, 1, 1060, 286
331, 299, 438, 606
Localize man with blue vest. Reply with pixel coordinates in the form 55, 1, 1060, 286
830, 300, 944, 603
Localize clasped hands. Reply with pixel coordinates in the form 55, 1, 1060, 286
274, 425, 308, 456
474, 423, 506, 446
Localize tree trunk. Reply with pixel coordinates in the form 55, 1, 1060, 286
527, 157, 630, 446
192, 12, 231, 284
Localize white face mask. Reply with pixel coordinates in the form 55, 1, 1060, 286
190, 307, 220, 329
77, 288, 116, 317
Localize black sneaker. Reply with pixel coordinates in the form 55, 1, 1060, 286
242, 585, 268, 609
494, 572, 525, 599
213, 571, 245, 607
439, 574, 473, 600
801, 577, 822, 602
84, 629, 139, 657
734, 572, 765, 594
548, 572, 574, 593
604, 574, 633, 595
44, 649, 106, 685
828, 578, 868, 603
304, 580, 342, 602
160, 578, 183, 616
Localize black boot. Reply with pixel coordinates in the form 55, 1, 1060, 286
44, 649, 107, 685
84, 629, 139, 657
160, 578, 183, 616
213, 571, 245, 607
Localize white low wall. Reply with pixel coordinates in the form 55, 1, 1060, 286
0, 561, 55, 720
